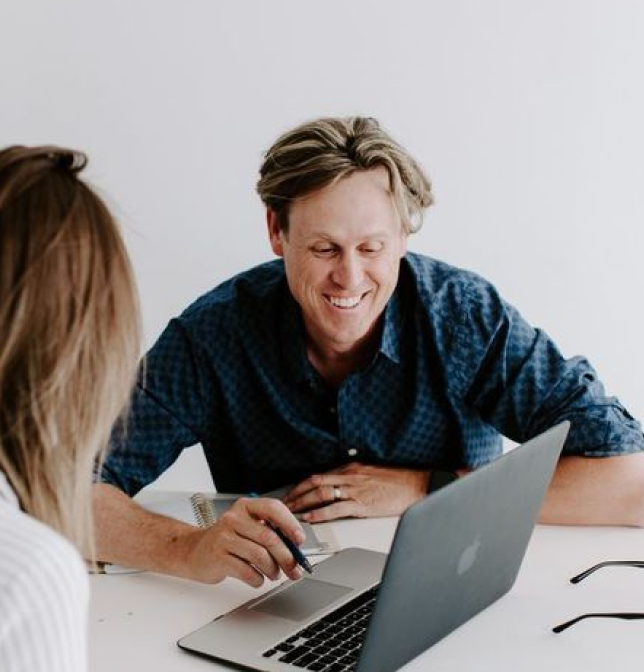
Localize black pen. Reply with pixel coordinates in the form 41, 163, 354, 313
249, 492, 313, 575
270, 524, 314, 575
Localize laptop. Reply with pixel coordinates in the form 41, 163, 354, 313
178, 421, 569, 672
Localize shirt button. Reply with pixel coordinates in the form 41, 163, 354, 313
329, 406, 336, 414
347, 447, 358, 457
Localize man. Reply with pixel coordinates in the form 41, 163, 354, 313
95, 116, 644, 587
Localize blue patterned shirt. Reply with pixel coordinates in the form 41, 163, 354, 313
101, 253, 644, 496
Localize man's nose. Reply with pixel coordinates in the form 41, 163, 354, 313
331, 251, 363, 289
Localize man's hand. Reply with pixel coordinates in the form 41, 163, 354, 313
283, 463, 431, 522
93, 484, 306, 589
182, 497, 306, 586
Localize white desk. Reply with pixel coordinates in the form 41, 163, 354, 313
90, 500, 644, 672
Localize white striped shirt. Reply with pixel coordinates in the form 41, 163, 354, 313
0, 471, 88, 672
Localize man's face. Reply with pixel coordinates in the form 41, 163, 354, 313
267, 167, 407, 357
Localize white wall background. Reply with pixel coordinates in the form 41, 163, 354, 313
1, 0, 643, 491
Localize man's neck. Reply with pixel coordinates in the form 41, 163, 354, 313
306, 330, 381, 388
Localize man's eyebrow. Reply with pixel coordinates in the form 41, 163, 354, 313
307, 233, 335, 241
306, 230, 390, 241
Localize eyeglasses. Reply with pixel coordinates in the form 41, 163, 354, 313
552, 560, 644, 634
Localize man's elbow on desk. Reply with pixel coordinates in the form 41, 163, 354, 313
539, 452, 644, 527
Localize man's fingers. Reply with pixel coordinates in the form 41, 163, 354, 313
224, 498, 305, 580
193, 526, 269, 587
242, 497, 305, 545
225, 534, 282, 581
284, 473, 352, 501
236, 527, 302, 582
218, 498, 303, 547
284, 473, 364, 506
283, 475, 326, 502
301, 499, 360, 523
286, 484, 343, 513
224, 554, 267, 588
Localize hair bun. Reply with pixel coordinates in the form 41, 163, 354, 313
49, 149, 87, 173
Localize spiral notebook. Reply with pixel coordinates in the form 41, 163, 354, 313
189, 492, 337, 556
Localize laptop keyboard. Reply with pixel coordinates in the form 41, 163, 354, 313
262, 585, 379, 671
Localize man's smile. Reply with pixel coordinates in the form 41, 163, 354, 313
324, 291, 370, 309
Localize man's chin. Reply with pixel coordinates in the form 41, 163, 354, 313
322, 327, 373, 351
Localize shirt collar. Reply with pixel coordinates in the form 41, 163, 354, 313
378, 285, 403, 365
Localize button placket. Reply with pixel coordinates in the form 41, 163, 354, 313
337, 376, 361, 460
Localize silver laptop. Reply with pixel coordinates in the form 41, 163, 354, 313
178, 421, 569, 672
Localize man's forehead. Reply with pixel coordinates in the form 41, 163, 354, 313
290, 170, 397, 221
304, 166, 391, 200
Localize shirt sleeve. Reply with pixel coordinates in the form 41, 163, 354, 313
450, 276, 644, 456
101, 317, 218, 496
0, 516, 89, 672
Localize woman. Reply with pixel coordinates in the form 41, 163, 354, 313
0, 146, 140, 671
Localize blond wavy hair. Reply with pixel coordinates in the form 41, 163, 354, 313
0, 145, 140, 557
256, 116, 434, 235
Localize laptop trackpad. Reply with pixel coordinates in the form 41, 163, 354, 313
250, 579, 352, 622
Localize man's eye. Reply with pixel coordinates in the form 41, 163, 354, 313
361, 245, 383, 255
313, 247, 335, 256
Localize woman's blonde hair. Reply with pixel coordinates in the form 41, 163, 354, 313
0, 145, 140, 557
256, 116, 434, 235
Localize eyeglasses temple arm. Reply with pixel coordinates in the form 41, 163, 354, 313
570, 561, 644, 584
553, 612, 644, 634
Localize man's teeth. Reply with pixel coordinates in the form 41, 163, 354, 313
329, 295, 361, 308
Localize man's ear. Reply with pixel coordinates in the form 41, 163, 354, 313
266, 210, 284, 257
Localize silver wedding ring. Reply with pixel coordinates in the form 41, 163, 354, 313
333, 486, 342, 501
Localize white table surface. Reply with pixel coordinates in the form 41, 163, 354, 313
89, 493, 644, 672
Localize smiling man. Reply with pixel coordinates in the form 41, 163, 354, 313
95, 116, 644, 586
267, 167, 407, 387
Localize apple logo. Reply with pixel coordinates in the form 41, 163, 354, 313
457, 534, 482, 575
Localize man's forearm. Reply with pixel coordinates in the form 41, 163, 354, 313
92, 483, 199, 578
539, 453, 644, 527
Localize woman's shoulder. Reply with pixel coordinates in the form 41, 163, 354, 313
0, 501, 89, 670
0, 499, 88, 611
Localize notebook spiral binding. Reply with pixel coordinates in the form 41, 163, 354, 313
190, 493, 216, 527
